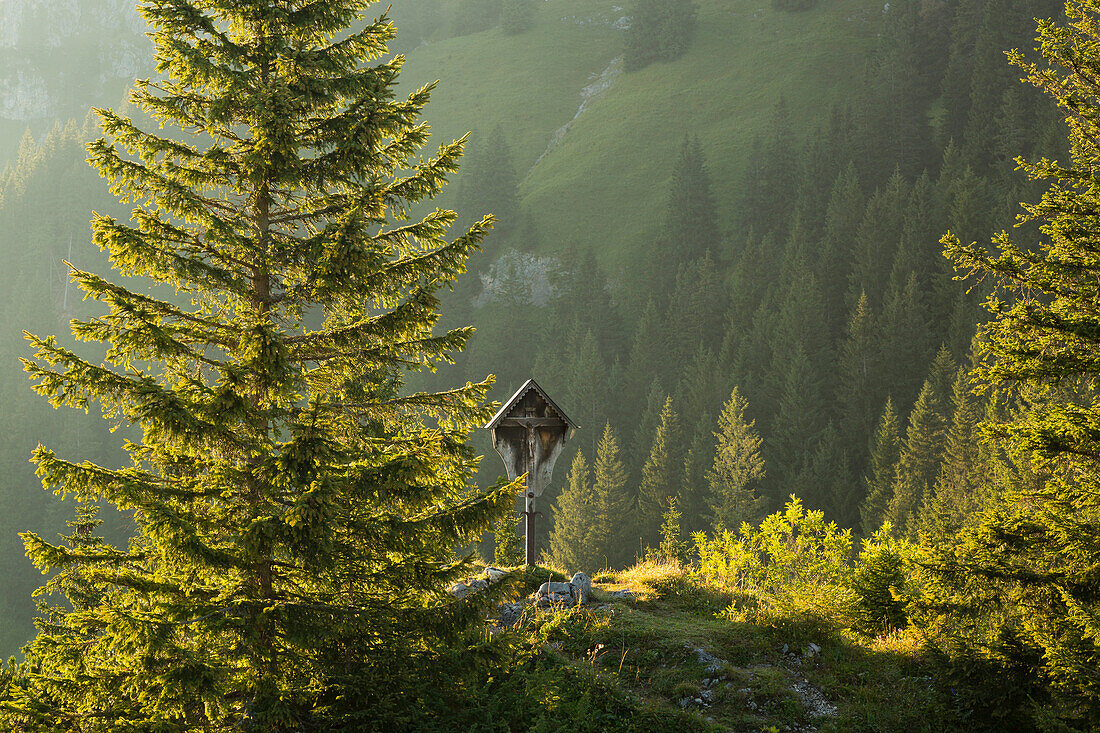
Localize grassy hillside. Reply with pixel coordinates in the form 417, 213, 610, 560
401, 0, 882, 269
472, 561, 964, 732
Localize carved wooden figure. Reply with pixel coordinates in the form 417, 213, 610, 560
485, 379, 577, 565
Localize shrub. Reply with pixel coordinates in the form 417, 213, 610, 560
696, 497, 855, 620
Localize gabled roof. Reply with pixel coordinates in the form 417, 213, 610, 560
484, 378, 579, 430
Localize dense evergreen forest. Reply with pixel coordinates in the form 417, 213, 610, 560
431, 0, 1069, 568
7, 0, 1100, 727
0, 0, 1068, 650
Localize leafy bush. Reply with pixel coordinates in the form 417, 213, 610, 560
696, 497, 855, 620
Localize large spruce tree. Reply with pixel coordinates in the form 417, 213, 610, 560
1, 1, 510, 729
932, 1, 1100, 721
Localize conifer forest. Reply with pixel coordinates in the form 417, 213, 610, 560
6, 0, 1100, 728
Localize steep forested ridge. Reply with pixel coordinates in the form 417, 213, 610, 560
0, 0, 1070, 659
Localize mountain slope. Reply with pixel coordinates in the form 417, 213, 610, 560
400, 0, 881, 268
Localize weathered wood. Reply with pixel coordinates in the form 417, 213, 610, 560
484, 379, 576, 566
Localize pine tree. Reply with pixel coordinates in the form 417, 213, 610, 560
664, 136, 720, 262
860, 397, 901, 536
879, 271, 934, 411
623, 0, 698, 71
457, 124, 520, 241
916, 367, 985, 543
803, 422, 857, 528
848, 172, 909, 310
2, 3, 511, 728
637, 396, 682, 547
591, 423, 632, 569
818, 162, 863, 334
928, 5, 1100, 719
706, 388, 766, 532
547, 451, 600, 572
767, 343, 825, 503
835, 290, 881, 470
627, 377, 666, 478
885, 380, 947, 539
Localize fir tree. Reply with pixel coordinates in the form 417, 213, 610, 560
849, 172, 909, 310
637, 396, 682, 548
457, 124, 520, 241
802, 422, 857, 528
1, 3, 510, 728
627, 377, 666, 478
623, 0, 698, 71
860, 397, 901, 536
767, 343, 825, 503
929, 5, 1100, 719
706, 388, 766, 532
885, 380, 946, 539
664, 136, 720, 263
916, 367, 985, 543
591, 423, 632, 569
547, 451, 600, 572
879, 271, 934, 411
836, 290, 881, 470
818, 163, 863, 334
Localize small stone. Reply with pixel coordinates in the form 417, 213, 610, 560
448, 582, 469, 599
485, 566, 506, 583
606, 588, 635, 600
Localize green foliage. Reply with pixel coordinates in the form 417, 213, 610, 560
0, 1, 513, 728
591, 423, 634, 569
861, 397, 901, 536
646, 496, 690, 566
548, 451, 599, 572
706, 387, 767, 532
623, 0, 698, 72
696, 497, 855, 620
849, 525, 910, 635
637, 396, 682, 547
886, 380, 947, 539
932, 1, 1100, 724
493, 503, 525, 566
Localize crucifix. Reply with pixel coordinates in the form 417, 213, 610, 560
485, 379, 577, 565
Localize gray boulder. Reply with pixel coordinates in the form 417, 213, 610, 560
570, 572, 592, 605
535, 581, 577, 608
497, 602, 524, 628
